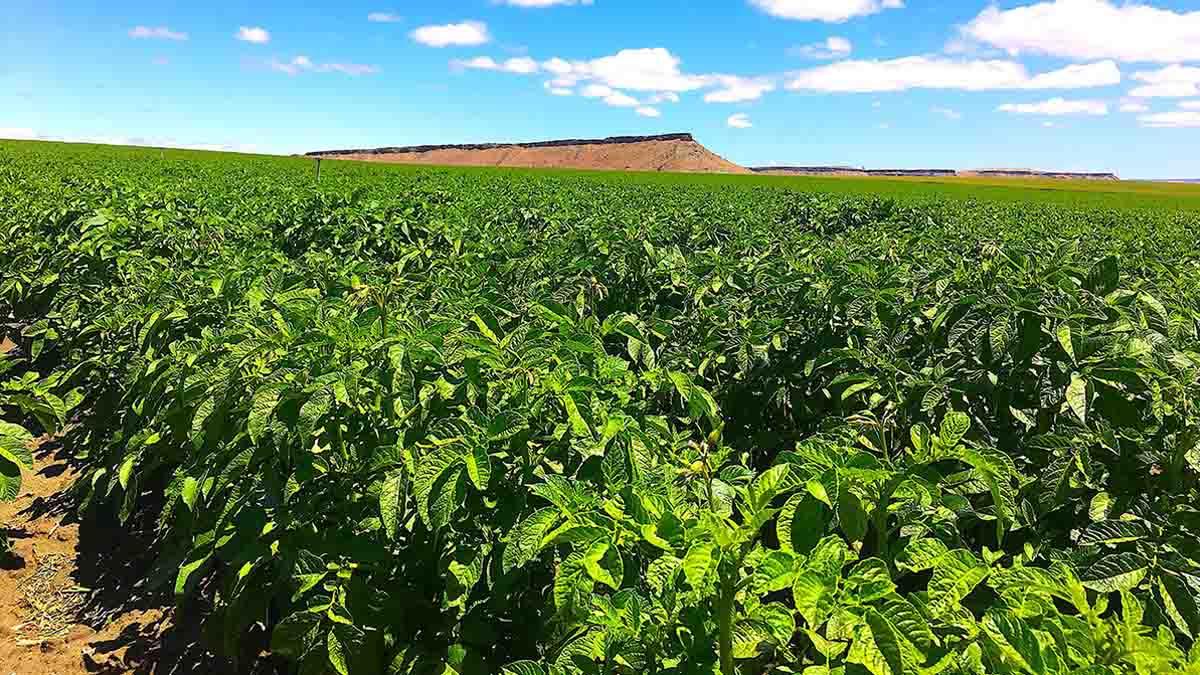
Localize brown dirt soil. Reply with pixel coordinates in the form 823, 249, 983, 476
0, 440, 276, 674
322, 138, 749, 174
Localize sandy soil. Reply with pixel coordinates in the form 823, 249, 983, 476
0, 438, 275, 674
321, 138, 749, 174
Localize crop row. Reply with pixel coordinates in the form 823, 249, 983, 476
1, 142, 1198, 674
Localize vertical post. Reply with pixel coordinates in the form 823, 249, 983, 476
314, 157, 323, 184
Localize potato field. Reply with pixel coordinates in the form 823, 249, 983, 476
1, 140, 1199, 675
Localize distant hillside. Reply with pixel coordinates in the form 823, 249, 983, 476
752, 166, 1118, 180
308, 133, 748, 174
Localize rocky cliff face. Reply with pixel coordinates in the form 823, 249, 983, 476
307, 134, 697, 157
308, 134, 747, 174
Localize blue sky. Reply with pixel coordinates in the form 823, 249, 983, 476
4, 0, 1200, 178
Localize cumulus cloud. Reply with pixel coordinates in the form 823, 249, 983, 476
931, 106, 962, 120
367, 12, 403, 23
1181, 101, 1200, 110
457, 56, 540, 74
129, 26, 188, 41
459, 47, 775, 108
961, 0, 1200, 63
1128, 65, 1200, 98
496, 0, 594, 6
1119, 100, 1150, 113
635, 106, 661, 117
1138, 111, 1200, 128
704, 76, 776, 103
727, 113, 753, 129
790, 36, 853, 59
411, 21, 490, 47
236, 26, 270, 44
997, 97, 1108, 115
749, 0, 904, 23
785, 57, 1119, 92
271, 55, 380, 76
645, 92, 681, 104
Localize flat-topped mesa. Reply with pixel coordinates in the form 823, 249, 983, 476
965, 169, 1119, 181
307, 133, 697, 157
306, 133, 747, 174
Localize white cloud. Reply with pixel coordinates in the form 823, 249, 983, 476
727, 113, 753, 128
501, 57, 539, 74
581, 84, 615, 98
785, 57, 1119, 92
583, 48, 709, 92
129, 26, 188, 41
931, 106, 962, 120
645, 92, 680, 104
465, 46, 772, 107
997, 97, 1108, 115
271, 55, 380, 76
962, 0, 1200, 63
545, 84, 574, 96
367, 12, 403, 23
1119, 100, 1150, 113
236, 26, 270, 44
749, 0, 904, 23
1129, 65, 1200, 98
456, 56, 500, 70
603, 91, 640, 107
1138, 111, 1200, 127
790, 36, 853, 59
496, 0, 594, 6
411, 21, 490, 47
1, 127, 37, 139
635, 106, 661, 117
704, 75, 776, 103
1181, 101, 1200, 110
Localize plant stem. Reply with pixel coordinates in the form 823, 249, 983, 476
718, 570, 735, 675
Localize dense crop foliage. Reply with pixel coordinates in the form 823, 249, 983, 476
2, 140, 1199, 674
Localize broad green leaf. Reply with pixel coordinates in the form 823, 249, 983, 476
1077, 520, 1151, 547
982, 610, 1044, 675
248, 386, 281, 443
1066, 373, 1088, 425
1057, 324, 1075, 363
1088, 492, 1112, 522
327, 629, 348, 675
581, 540, 620, 590
778, 493, 828, 554
878, 593, 933, 653
270, 611, 322, 659
847, 558, 895, 603
379, 469, 405, 541
940, 412, 971, 448
503, 508, 561, 573
1080, 552, 1149, 592
682, 541, 716, 588
864, 608, 906, 675
501, 662, 547, 675
1159, 575, 1200, 638
838, 488, 869, 544
181, 476, 200, 511
463, 442, 491, 491
927, 550, 990, 617
793, 570, 837, 628
896, 538, 950, 573
731, 620, 775, 659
